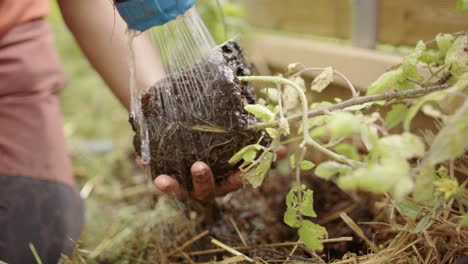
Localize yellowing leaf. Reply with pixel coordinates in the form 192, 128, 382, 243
401, 41, 426, 82
261, 88, 279, 103
445, 36, 468, 77
311, 67, 334, 93
360, 125, 379, 151
283, 76, 305, 111
366, 69, 403, 95
373, 133, 425, 160
404, 91, 447, 131
426, 102, 468, 165
414, 166, 436, 202
298, 220, 327, 250
287, 63, 301, 74
334, 144, 360, 161
327, 112, 361, 138
337, 157, 411, 198
436, 33, 454, 59
245, 104, 276, 122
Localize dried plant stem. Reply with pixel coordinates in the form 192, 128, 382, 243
211, 238, 255, 262
250, 83, 451, 131
186, 237, 353, 256
166, 230, 209, 257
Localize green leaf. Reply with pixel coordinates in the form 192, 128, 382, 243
243, 149, 257, 162
284, 207, 301, 227
265, 128, 279, 139
229, 145, 255, 164
455, 0, 468, 12
385, 104, 409, 130
426, 102, 468, 165
315, 161, 350, 180
298, 220, 327, 250
460, 213, 468, 227
311, 67, 334, 93
245, 104, 276, 122
366, 69, 403, 95
289, 154, 296, 169
411, 214, 434, 234
327, 112, 361, 138
396, 199, 421, 219
299, 190, 317, 217
334, 144, 360, 161
299, 161, 316, 171
243, 153, 273, 188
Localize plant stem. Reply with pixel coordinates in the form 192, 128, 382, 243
252, 84, 450, 130
240, 75, 358, 166
292, 67, 359, 97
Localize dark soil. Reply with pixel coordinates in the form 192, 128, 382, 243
194, 172, 379, 262
130, 41, 269, 190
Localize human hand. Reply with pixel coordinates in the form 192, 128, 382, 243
136, 146, 287, 201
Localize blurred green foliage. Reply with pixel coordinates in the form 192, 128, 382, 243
195, 0, 247, 43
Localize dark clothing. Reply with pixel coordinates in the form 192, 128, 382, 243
0, 18, 82, 263
0, 174, 84, 264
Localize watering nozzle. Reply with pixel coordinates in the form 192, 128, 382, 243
114, 0, 197, 31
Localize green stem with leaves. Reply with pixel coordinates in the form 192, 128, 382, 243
239, 75, 359, 167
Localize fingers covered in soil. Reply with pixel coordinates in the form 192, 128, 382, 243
191, 162, 216, 200
141, 156, 245, 201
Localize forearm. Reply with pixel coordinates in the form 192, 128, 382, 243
57, 0, 165, 110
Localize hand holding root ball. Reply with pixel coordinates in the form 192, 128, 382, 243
136, 146, 288, 201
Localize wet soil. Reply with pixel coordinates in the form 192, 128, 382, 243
130, 41, 269, 189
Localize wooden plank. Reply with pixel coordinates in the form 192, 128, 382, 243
242, 33, 403, 91
241, 0, 468, 46
379, 0, 468, 45
240, 0, 350, 39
